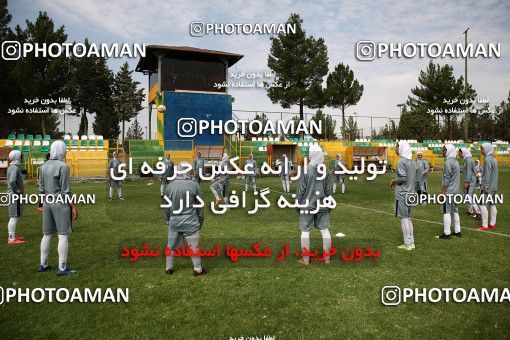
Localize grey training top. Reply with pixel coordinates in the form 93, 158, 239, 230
481, 154, 498, 193
463, 157, 477, 186
39, 159, 72, 197
193, 157, 204, 174
245, 159, 258, 176
108, 158, 122, 178
395, 158, 416, 201
415, 159, 429, 184
165, 178, 204, 234
442, 158, 460, 195
163, 159, 174, 179
296, 165, 331, 213
7, 164, 23, 194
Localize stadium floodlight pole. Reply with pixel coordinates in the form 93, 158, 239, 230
463, 28, 470, 141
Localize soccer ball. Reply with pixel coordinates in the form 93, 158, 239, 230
157, 104, 166, 112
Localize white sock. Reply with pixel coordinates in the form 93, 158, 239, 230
333, 183, 337, 194
480, 205, 489, 227
453, 213, 461, 233
472, 203, 480, 214
160, 184, 164, 196
57, 234, 69, 271
281, 180, 286, 192
109, 187, 113, 198
7, 217, 19, 240
165, 253, 174, 271
341, 182, 345, 194
117, 187, 122, 198
405, 218, 414, 244
320, 229, 332, 261
253, 184, 256, 193
489, 205, 497, 226
286, 180, 290, 192
300, 231, 310, 262
211, 187, 219, 200
245, 184, 248, 192
40, 234, 52, 267
443, 214, 452, 235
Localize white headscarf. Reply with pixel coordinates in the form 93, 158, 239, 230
482, 143, 494, 156
308, 144, 325, 166
175, 161, 191, 179
460, 147, 471, 159
50, 140, 67, 161
8, 150, 22, 165
444, 144, 456, 159
397, 141, 412, 160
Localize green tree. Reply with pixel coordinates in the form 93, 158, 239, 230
12, 11, 69, 136
325, 63, 364, 138
310, 109, 336, 140
113, 62, 144, 143
266, 14, 328, 132
495, 91, 510, 141
126, 118, 144, 139
407, 60, 476, 140
68, 40, 115, 136
397, 106, 439, 140
343, 116, 359, 141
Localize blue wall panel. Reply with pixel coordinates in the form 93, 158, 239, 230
163, 91, 232, 150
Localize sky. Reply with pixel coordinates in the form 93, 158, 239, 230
8, 0, 510, 139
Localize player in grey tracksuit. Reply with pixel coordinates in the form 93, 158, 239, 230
438, 144, 462, 239
210, 153, 230, 205
478, 143, 499, 230
165, 161, 206, 276
296, 145, 332, 265
331, 153, 345, 194
160, 154, 174, 197
193, 152, 205, 184
415, 151, 429, 197
279, 154, 292, 193
108, 151, 123, 200
459, 147, 480, 218
244, 154, 258, 193
38, 140, 78, 275
391, 141, 416, 250
6, 150, 25, 244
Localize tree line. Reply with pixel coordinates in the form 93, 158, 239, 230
0, 1, 144, 141
266, 13, 509, 142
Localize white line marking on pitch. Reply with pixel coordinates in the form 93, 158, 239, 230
230, 180, 510, 239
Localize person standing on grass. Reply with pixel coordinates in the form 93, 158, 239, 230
6, 150, 25, 244
415, 151, 429, 199
474, 159, 482, 190
478, 143, 498, 231
38, 141, 78, 275
331, 153, 345, 194
193, 151, 205, 184
279, 154, 291, 193
296, 144, 332, 265
210, 153, 230, 206
164, 161, 207, 276
160, 153, 174, 197
37, 153, 50, 212
244, 153, 258, 193
437, 144, 462, 239
459, 147, 481, 219
390, 140, 416, 250
108, 151, 124, 200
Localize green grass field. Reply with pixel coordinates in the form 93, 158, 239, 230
0, 170, 509, 339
